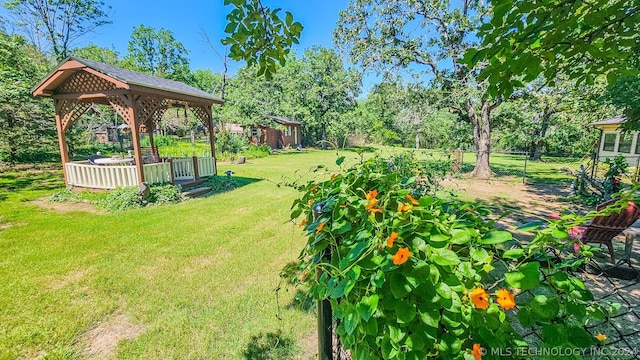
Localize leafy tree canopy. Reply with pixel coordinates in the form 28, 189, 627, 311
71, 44, 119, 65
469, 0, 640, 98
221, 0, 303, 80
3, 0, 112, 60
121, 25, 191, 82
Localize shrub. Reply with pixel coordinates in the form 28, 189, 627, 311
149, 184, 183, 205
99, 187, 144, 212
287, 153, 619, 359
47, 188, 79, 202
216, 130, 249, 154
140, 135, 178, 147
207, 176, 238, 194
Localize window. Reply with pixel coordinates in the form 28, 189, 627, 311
251, 128, 259, 137
635, 134, 640, 154
618, 132, 633, 153
285, 126, 291, 136
602, 133, 616, 152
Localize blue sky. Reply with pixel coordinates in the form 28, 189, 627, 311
78, 1, 350, 74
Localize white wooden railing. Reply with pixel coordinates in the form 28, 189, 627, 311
197, 156, 216, 177
172, 158, 194, 180
143, 162, 172, 185
66, 162, 138, 189
65, 156, 216, 189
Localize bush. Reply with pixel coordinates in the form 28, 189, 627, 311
47, 188, 79, 202
287, 153, 618, 359
99, 187, 144, 212
149, 184, 183, 205
206, 176, 238, 194
242, 145, 271, 159
140, 135, 178, 147
216, 130, 249, 154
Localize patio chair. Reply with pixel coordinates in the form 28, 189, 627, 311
88, 153, 103, 165
569, 199, 640, 263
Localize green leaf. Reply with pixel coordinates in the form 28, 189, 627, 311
531, 295, 560, 320
516, 221, 544, 231
343, 306, 359, 335
505, 261, 540, 290
332, 219, 352, 235
336, 156, 345, 166
396, 303, 416, 323
224, 21, 237, 34
503, 248, 524, 259
390, 273, 413, 298
388, 324, 406, 343
451, 229, 470, 244
480, 230, 512, 244
431, 248, 460, 266
358, 294, 379, 321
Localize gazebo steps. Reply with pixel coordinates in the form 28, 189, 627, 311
176, 179, 206, 190
182, 186, 212, 198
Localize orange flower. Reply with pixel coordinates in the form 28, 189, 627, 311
298, 218, 309, 228
397, 204, 414, 212
595, 333, 607, 341
387, 232, 399, 248
405, 194, 419, 205
471, 343, 483, 360
365, 190, 378, 201
309, 199, 314, 206
331, 173, 339, 180
495, 289, 516, 310
315, 222, 325, 234
470, 288, 490, 310
310, 185, 319, 191
392, 248, 411, 265
365, 190, 382, 213
300, 270, 308, 281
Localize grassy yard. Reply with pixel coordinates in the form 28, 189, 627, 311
0, 148, 578, 359
0, 150, 356, 359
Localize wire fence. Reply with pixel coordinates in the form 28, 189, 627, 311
449, 150, 640, 185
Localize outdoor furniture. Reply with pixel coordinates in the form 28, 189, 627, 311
88, 154, 104, 165
93, 157, 135, 165
570, 199, 640, 263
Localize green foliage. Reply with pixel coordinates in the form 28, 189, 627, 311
71, 43, 119, 65
215, 130, 249, 155
470, 0, 640, 99
99, 184, 183, 211
47, 188, 79, 203
121, 25, 191, 82
0, 30, 55, 165
288, 153, 616, 358
140, 135, 178, 148
99, 187, 144, 212
149, 184, 183, 205
243, 145, 271, 159
4, 0, 112, 60
207, 176, 238, 195
222, 0, 303, 80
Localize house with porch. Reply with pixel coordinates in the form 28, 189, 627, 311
591, 116, 640, 166
33, 57, 223, 189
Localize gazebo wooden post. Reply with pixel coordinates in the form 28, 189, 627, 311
204, 106, 217, 175
126, 96, 145, 185
54, 102, 70, 184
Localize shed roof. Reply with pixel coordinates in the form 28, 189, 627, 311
264, 115, 302, 125
33, 57, 223, 104
590, 115, 626, 127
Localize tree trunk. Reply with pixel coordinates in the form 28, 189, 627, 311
321, 124, 327, 150
469, 100, 493, 178
415, 133, 420, 149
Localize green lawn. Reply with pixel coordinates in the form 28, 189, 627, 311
0, 148, 576, 359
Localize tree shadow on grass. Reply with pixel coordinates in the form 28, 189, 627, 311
243, 330, 297, 360
198, 175, 261, 197
0, 169, 64, 194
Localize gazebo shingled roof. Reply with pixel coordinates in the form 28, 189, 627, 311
33, 57, 223, 186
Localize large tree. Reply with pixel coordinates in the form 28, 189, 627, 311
335, 0, 499, 177
71, 43, 119, 65
0, 30, 54, 164
3, 0, 111, 60
121, 25, 191, 82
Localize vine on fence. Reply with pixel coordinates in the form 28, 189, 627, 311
285, 152, 629, 359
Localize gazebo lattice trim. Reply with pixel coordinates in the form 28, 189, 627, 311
135, 96, 163, 125
58, 71, 117, 94
107, 95, 133, 125
57, 99, 92, 131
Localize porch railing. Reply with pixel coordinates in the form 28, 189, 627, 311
65, 156, 217, 189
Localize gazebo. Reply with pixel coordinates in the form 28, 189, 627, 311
33, 57, 223, 189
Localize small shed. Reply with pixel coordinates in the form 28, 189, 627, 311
591, 116, 640, 165
228, 115, 302, 149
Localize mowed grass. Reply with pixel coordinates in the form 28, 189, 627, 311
0, 148, 574, 359
0, 150, 358, 360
